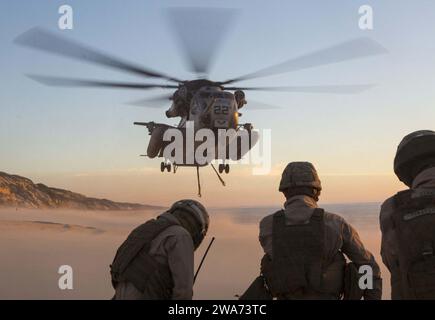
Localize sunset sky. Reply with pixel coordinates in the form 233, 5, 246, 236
1, 0, 435, 207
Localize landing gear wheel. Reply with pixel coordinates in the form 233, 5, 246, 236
244, 123, 254, 131
166, 164, 172, 172
218, 164, 225, 174
225, 164, 230, 174
160, 162, 165, 173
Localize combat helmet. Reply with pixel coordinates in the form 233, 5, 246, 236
394, 130, 435, 187
279, 162, 322, 192
169, 199, 209, 249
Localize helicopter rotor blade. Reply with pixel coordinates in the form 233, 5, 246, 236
127, 94, 173, 108
220, 37, 388, 85
225, 84, 376, 94
26, 74, 179, 90
15, 27, 183, 83
165, 7, 239, 75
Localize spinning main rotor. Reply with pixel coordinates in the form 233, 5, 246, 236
14, 7, 387, 108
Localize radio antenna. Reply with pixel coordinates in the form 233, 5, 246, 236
194, 237, 216, 284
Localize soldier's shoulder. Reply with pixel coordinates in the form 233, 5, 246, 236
259, 213, 273, 227
321, 210, 361, 238
380, 195, 396, 212
259, 209, 282, 226
379, 195, 400, 229
163, 224, 191, 238
321, 210, 346, 223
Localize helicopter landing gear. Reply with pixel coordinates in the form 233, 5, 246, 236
160, 162, 172, 173
243, 123, 254, 131
218, 163, 230, 174
218, 164, 224, 173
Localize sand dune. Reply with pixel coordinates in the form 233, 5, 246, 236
0, 171, 162, 210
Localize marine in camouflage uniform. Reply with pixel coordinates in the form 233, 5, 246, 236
110, 199, 209, 300
241, 162, 382, 300
381, 130, 435, 299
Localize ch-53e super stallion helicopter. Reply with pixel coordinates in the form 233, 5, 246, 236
15, 7, 387, 195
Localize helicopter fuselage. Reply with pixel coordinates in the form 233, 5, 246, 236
165, 82, 240, 131
137, 85, 258, 168
187, 86, 239, 131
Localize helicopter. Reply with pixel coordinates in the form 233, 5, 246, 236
133, 78, 257, 176
14, 7, 387, 195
